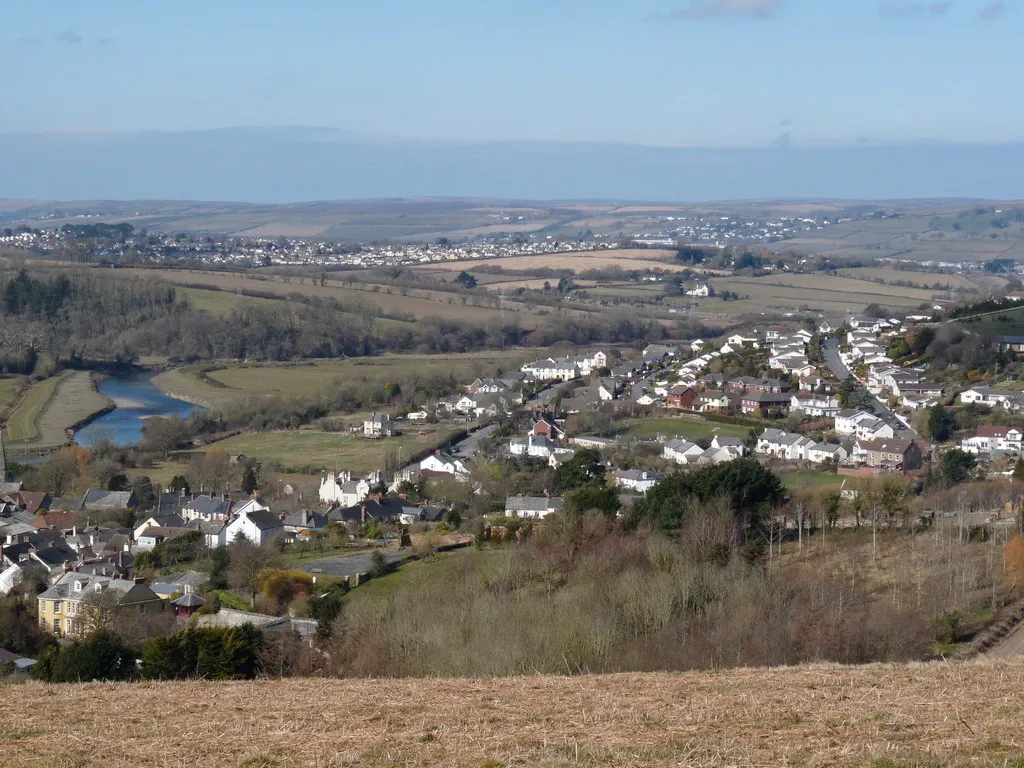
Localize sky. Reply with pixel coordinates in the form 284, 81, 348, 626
1, 0, 1018, 148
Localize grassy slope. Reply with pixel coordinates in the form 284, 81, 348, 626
4, 372, 68, 441
616, 417, 751, 441
0, 376, 25, 417
197, 428, 456, 473
781, 468, 847, 490
205, 352, 530, 398
9, 662, 1024, 767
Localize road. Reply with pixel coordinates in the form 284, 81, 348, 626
984, 623, 1024, 659
822, 338, 916, 439
452, 423, 498, 458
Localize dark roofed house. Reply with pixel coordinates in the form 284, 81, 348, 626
171, 591, 206, 620
81, 490, 136, 512
995, 335, 1024, 354
283, 509, 330, 535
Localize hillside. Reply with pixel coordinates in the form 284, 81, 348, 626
9, 661, 1024, 767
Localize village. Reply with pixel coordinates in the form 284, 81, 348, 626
3, 301, 1024, 670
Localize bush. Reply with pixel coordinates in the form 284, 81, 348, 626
141, 625, 264, 680
32, 630, 138, 682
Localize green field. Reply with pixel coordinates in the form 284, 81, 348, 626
200, 352, 531, 399
178, 286, 284, 315
781, 469, 847, 491
615, 417, 751, 442
197, 428, 458, 473
5, 372, 68, 441
958, 305, 1024, 337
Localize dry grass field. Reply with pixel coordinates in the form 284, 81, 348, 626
4, 372, 111, 448
708, 273, 944, 313
837, 268, 980, 290
8, 661, 1024, 767
0, 375, 25, 418
422, 248, 681, 274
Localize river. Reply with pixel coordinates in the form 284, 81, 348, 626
75, 373, 200, 447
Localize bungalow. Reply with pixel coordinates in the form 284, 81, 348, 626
901, 392, 940, 410
570, 436, 620, 450
853, 438, 922, 470
891, 382, 943, 398
961, 426, 1023, 455
694, 391, 730, 413
223, 509, 285, 547
726, 334, 759, 347
662, 438, 704, 465
505, 495, 563, 520
467, 377, 508, 394
420, 452, 470, 477
612, 469, 661, 494
959, 387, 1019, 408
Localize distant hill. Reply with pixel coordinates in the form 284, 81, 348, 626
2, 127, 1024, 202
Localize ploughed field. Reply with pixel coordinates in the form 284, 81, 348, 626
8, 661, 1024, 767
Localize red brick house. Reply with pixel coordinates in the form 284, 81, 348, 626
666, 386, 698, 409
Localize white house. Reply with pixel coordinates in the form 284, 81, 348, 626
834, 410, 895, 440
959, 387, 1019, 408
685, 283, 713, 297
612, 469, 661, 493
505, 496, 563, 519
510, 435, 573, 461
806, 442, 848, 464
521, 359, 581, 382
756, 429, 815, 461
662, 438, 704, 465
363, 413, 396, 438
319, 471, 372, 506
961, 426, 1023, 455
223, 509, 284, 547
789, 393, 840, 418
420, 452, 469, 477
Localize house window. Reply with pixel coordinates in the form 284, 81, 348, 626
53, 619, 61, 634
52, 601, 61, 614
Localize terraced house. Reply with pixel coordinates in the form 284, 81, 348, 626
37, 572, 165, 637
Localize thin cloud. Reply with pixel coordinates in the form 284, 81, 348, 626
95, 37, 116, 46
979, 0, 1005, 19
779, 118, 793, 127
666, 0, 783, 20
16, 36, 42, 46
770, 132, 792, 148
879, 1, 953, 17
55, 28, 83, 44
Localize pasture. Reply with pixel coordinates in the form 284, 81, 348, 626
704, 273, 943, 314
420, 248, 681, 274
196, 428, 456, 474
4, 371, 110, 446
836, 267, 980, 290
158, 350, 531, 404
615, 417, 750, 442
780, 468, 847, 491
120, 268, 560, 329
